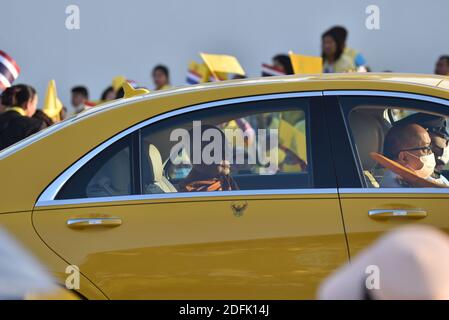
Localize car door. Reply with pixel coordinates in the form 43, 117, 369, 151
32, 93, 348, 299
325, 91, 449, 257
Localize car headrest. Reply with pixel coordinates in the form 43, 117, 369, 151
349, 111, 386, 169
148, 144, 163, 182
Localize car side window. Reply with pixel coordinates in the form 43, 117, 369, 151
340, 96, 449, 189
55, 97, 317, 200
139, 98, 312, 193
56, 135, 133, 199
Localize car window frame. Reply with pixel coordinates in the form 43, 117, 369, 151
324, 90, 449, 194
55, 132, 138, 200
36, 91, 338, 207
138, 97, 315, 191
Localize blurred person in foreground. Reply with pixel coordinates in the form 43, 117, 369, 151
319, 225, 449, 299
0, 227, 56, 299
0, 84, 44, 151
152, 65, 171, 91
0, 227, 77, 299
435, 55, 449, 76
321, 27, 355, 73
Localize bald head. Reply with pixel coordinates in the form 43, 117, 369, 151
384, 124, 430, 160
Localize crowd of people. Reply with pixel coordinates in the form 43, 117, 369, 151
1, 25, 449, 152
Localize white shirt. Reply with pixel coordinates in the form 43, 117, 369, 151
429, 174, 449, 186
380, 169, 449, 188
380, 170, 406, 188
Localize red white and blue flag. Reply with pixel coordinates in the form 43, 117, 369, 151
186, 69, 202, 85
261, 63, 285, 77
0, 50, 20, 92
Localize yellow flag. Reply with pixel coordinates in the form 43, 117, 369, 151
122, 82, 150, 98
289, 51, 322, 74
188, 61, 211, 83
278, 118, 307, 162
200, 53, 245, 78
112, 75, 127, 91
43, 80, 63, 122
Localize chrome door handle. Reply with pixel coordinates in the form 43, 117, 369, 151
67, 217, 122, 229
368, 209, 427, 219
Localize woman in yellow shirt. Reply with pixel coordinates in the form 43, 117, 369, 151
321, 28, 355, 73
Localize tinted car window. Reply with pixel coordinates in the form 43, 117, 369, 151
340, 96, 449, 189
56, 97, 327, 200
139, 98, 312, 193
56, 135, 133, 199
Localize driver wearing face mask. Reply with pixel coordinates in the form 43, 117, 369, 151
381, 124, 438, 187
393, 113, 449, 186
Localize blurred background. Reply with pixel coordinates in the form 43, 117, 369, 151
1, 0, 449, 110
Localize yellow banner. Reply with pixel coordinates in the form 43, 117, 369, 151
112, 75, 127, 91
200, 53, 246, 77
188, 61, 212, 83
278, 118, 307, 162
289, 51, 322, 74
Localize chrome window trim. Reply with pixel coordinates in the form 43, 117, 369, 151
323, 90, 449, 107
36, 91, 322, 207
36, 188, 338, 208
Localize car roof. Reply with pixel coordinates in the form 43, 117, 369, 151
157, 72, 449, 94
70, 72, 449, 120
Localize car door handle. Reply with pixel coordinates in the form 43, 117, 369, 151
368, 209, 427, 219
67, 217, 122, 229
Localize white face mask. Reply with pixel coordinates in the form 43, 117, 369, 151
407, 152, 436, 179
439, 146, 449, 165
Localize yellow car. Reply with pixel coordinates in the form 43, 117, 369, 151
2, 73, 449, 299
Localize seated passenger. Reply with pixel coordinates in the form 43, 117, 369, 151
381, 124, 436, 187
179, 125, 239, 192
393, 113, 449, 186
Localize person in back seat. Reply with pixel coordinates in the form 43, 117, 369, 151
179, 125, 239, 192
381, 124, 436, 187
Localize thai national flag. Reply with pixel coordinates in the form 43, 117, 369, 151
261, 63, 285, 77
0, 50, 20, 92
186, 69, 202, 85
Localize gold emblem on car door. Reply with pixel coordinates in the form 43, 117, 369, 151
231, 201, 248, 217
